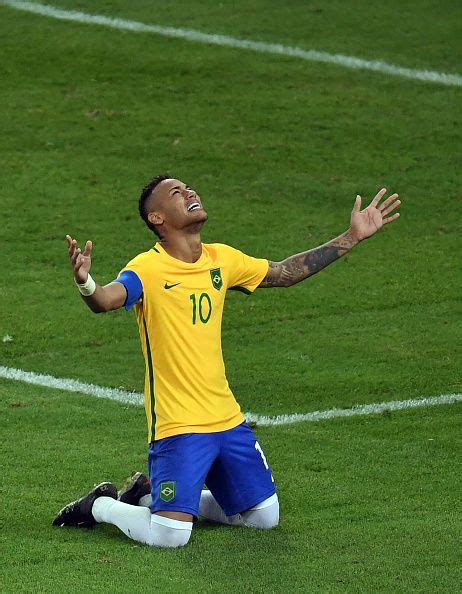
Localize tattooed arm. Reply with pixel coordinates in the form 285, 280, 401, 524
259, 188, 401, 288
260, 230, 358, 287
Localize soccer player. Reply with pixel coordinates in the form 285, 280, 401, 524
54, 176, 400, 547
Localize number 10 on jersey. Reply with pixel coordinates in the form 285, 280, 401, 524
189, 292, 212, 324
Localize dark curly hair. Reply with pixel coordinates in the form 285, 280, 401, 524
138, 174, 171, 238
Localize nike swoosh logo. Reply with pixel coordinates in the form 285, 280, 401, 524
164, 282, 181, 290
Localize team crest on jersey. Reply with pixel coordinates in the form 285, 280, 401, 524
159, 481, 176, 503
210, 268, 223, 291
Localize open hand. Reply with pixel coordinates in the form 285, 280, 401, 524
349, 188, 400, 242
66, 235, 93, 283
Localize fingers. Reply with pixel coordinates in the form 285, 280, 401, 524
71, 246, 81, 266
370, 188, 387, 207
70, 243, 86, 267
72, 248, 89, 281
381, 199, 401, 217
353, 195, 362, 212
66, 235, 76, 256
66, 236, 92, 259
74, 253, 86, 272
383, 212, 400, 225
67, 235, 78, 258
83, 240, 92, 257
66, 235, 91, 283
71, 248, 89, 266
378, 193, 399, 212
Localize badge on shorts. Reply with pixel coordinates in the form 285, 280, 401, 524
159, 481, 176, 503
210, 268, 223, 291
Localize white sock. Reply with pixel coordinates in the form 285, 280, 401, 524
92, 497, 192, 547
199, 491, 279, 529
93, 496, 151, 541
199, 490, 243, 526
241, 493, 279, 529
138, 494, 152, 508
139, 490, 242, 525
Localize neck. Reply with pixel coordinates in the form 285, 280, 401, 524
160, 229, 203, 263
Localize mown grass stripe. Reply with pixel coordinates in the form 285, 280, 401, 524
1, 365, 460, 426
2, 0, 462, 87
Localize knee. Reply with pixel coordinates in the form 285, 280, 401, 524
241, 493, 279, 530
148, 515, 193, 548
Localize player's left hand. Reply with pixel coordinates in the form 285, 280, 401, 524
349, 188, 401, 242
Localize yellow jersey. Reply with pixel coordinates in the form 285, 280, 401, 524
118, 242, 268, 442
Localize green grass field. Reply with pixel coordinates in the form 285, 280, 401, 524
1, 1, 461, 591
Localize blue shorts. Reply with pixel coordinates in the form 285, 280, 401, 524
148, 421, 276, 517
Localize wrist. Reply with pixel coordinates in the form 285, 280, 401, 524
75, 273, 96, 296
346, 228, 361, 245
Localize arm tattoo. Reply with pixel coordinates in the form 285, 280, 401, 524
259, 230, 359, 288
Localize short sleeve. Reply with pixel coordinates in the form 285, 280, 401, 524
226, 247, 269, 294
114, 270, 143, 310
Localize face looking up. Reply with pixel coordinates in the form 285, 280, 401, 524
147, 178, 208, 236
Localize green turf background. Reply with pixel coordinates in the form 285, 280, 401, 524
0, 0, 461, 591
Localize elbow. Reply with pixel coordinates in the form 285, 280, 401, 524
88, 302, 109, 314
93, 299, 122, 313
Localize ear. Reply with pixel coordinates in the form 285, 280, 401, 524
148, 211, 164, 226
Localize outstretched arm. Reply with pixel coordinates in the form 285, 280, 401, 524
66, 235, 127, 313
259, 188, 400, 288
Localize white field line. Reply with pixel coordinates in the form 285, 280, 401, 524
1, 365, 461, 426
245, 394, 462, 426
2, 1, 462, 88
0, 365, 143, 407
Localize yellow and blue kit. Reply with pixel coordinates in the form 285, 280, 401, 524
116, 242, 276, 515
117, 242, 269, 442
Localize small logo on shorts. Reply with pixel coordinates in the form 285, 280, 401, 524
159, 481, 176, 503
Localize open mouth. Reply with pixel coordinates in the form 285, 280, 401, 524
187, 202, 201, 212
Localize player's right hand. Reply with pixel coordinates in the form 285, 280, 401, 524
66, 235, 92, 284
